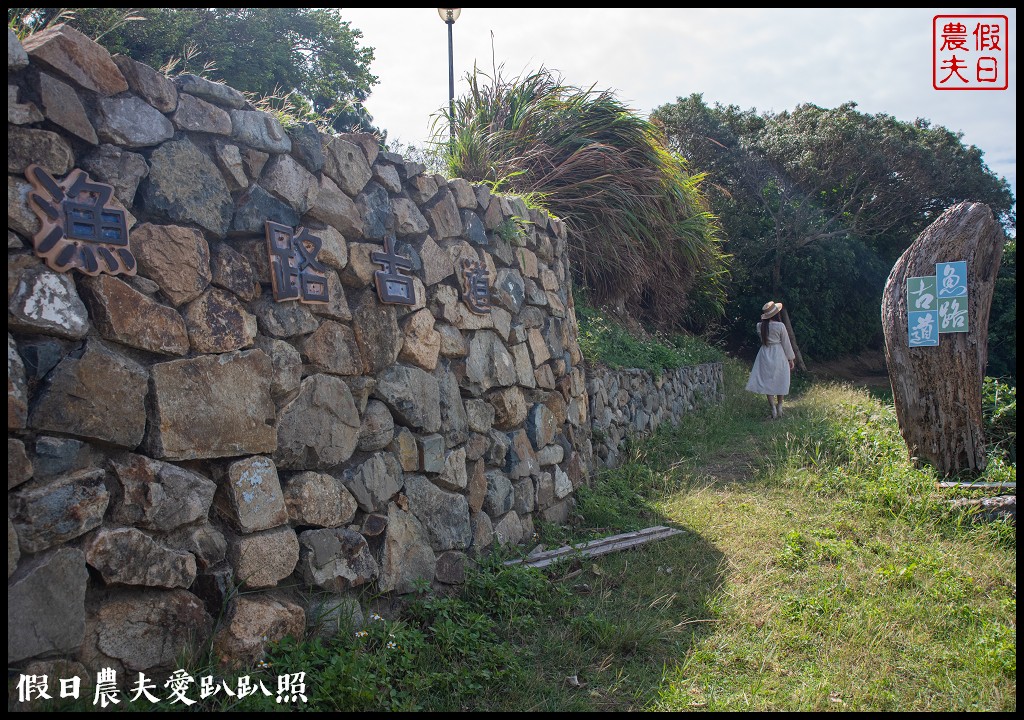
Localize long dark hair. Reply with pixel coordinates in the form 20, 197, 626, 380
759, 318, 781, 346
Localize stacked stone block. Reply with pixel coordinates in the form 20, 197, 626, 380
587, 363, 724, 468
7, 25, 592, 676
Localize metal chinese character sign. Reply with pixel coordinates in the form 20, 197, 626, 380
460, 257, 491, 314
25, 164, 136, 276
265, 221, 329, 304
936, 260, 969, 334
371, 235, 415, 305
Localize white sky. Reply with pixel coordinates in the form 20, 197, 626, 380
340, 7, 1017, 206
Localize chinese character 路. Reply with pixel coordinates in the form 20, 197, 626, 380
25, 164, 136, 276
265, 221, 330, 304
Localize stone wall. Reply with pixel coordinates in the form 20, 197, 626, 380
587, 363, 724, 468
7, 25, 594, 676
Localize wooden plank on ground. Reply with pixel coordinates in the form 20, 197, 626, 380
936, 481, 1016, 490
505, 525, 684, 569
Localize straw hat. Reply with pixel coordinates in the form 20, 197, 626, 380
761, 301, 783, 320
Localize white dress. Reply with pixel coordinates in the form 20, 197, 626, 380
745, 320, 795, 395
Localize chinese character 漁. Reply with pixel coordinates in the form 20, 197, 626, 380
265, 221, 329, 304
372, 235, 416, 305
25, 164, 136, 276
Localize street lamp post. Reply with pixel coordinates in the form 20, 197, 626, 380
437, 8, 461, 148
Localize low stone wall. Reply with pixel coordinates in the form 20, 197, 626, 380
7, 25, 593, 677
587, 363, 724, 468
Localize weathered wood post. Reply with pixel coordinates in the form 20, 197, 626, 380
880, 202, 1007, 476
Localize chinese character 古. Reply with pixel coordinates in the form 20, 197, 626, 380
372, 235, 416, 305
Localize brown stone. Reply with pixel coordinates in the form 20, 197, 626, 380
79, 274, 189, 356
132, 223, 212, 306
22, 24, 127, 95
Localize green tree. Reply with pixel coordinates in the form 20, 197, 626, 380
652, 94, 1016, 364
9, 8, 380, 134
442, 66, 729, 333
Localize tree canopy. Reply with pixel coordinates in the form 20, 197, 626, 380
652, 94, 1016, 364
8, 8, 380, 134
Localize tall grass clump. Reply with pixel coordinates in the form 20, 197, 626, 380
437, 65, 730, 333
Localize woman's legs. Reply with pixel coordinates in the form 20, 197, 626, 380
777, 395, 784, 417
766, 395, 778, 419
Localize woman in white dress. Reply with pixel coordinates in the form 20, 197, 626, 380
745, 301, 795, 419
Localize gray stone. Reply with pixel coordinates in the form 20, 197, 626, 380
464, 330, 517, 392
275, 374, 361, 469
230, 183, 300, 235
112, 54, 177, 112
95, 95, 174, 146
287, 122, 325, 173
8, 264, 89, 339
504, 429, 538, 479
351, 288, 404, 372
131, 222, 212, 307
210, 241, 261, 301
30, 340, 148, 448
358, 399, 396, 452
9, 468, 109, 553
81, 144, 149, 206
378, 501, 436, 594
87, 589, 212, 673
85, 527, 197, 588
324, 136, 372, 196
228, 525, 300, 589
7, 126, 74, 176
22, 24, 127, 95
8, 334, 27, 430
308, 174, 364, 238
343, 452, 404, 513
251, 296, 320, 338
436, 364, 470, 448
8, 547, 88, 663
175, 73, 246, 109
436, 447, 469, 492
217, 456, 288, 533
254, 335, 302, 401
140, 139, 233, 236
461, 209, 488, 246
8, 518, 19, 579
109, 453, 217, 531
526, 403, 558, 450
356, 183, 391, 240
171, 92, 232, 134
374, 364, 442, 433
262, 153, 319, 214
230, 109, 292, 154
8, 84, 43, 124
298, 528, 378, 592
147, 349, 276, 460
9, 27, 28, 69
38, 71, 97, 144
212, 595, 302, 668
164, 523, 226, 572
8, 438, 32, 489
300, 320, 363, 376
79, 274, 190, 356
284, 471, 357, 528
494, 511, 525, 546
483, 470, 514, 518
